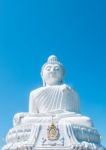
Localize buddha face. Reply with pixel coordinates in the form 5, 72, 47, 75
42, 64, 64, 86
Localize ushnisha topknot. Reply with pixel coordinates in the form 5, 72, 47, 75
47, 55, 59, 64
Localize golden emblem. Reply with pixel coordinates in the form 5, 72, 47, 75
47, 116, 59, 140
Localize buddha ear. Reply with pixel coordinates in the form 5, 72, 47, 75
40, 71, 46, 87
42, 78, 46, 86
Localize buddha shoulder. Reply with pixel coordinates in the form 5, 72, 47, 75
29, 84, 79, 99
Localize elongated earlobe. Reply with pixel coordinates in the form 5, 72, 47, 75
42, 78, 46, 86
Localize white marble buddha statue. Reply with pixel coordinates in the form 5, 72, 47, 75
29, 55, 80, 114
26, 55, 94, 128
2, 55, 105, 150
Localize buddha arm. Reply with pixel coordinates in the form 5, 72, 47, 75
29, 92, 39, 114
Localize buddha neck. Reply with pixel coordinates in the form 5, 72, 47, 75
44, 81, 63, 87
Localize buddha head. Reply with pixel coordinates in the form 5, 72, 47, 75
41, 55, 65, 86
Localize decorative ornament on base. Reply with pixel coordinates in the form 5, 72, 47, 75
2, 55, 105, 150
47, 117, 60, 141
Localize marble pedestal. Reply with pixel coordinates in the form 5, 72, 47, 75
2, 112, 105, 150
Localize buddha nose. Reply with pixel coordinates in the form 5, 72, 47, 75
51, 67, 55, 72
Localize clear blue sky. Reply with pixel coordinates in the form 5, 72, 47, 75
0, 0, 106, 148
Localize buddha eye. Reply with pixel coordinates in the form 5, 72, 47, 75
54, 66, 59, 71
46, 66, 51, 71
